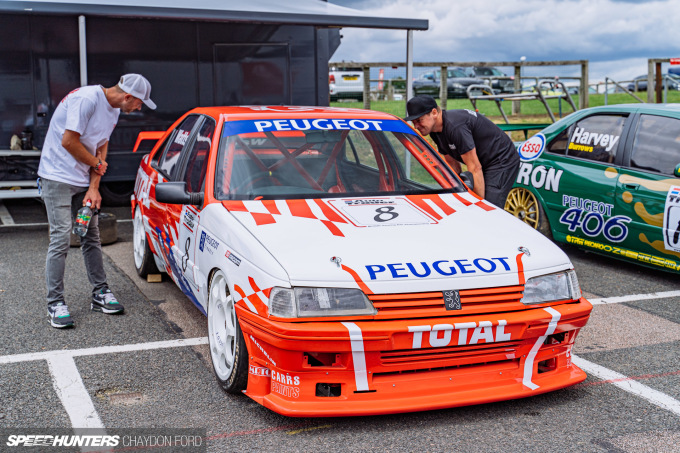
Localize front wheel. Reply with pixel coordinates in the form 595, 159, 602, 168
504, 187, 552, 238
133, 207, 159, 278
207, 270, 248, 394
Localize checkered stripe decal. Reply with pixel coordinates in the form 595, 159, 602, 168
233, 276, 271, 316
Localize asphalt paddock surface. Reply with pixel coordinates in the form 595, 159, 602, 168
0, 198, 679, 452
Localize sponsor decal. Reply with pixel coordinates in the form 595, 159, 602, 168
249, 365, 270, 377
174, 129, 190, 146
365, 257, 511, 280
559, 201, 631, 242
225, 250, 242, 266
182, 208, 196, 232
249, 334, 276, 366
270, 370, 301, 399
222, 118, 413, 137
566, 235, 680, 271
663, 186, 680, 252
198, 230, 219, 254
570, 127, 620, 153
408, 320, 511, 349
516, 162, 563, 192
518, 133, 546, 162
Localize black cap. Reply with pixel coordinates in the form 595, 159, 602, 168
404, 95, 438, 121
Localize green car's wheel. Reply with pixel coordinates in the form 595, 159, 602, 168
505, 187, 552, 238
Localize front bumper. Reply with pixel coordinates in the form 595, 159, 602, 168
237, 298, 592, 417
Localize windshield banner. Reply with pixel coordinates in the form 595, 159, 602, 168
222, 119, 414, 137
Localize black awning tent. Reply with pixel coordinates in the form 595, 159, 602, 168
1, 0, 426, 99
0, 0, 428, 30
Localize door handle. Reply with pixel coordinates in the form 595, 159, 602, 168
623, 183, 639, 190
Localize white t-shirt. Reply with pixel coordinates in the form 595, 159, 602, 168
38, 85, 120, 187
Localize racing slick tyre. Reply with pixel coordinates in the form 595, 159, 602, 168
504, 187, 552, 239
208, 270, 249, 394
133, 206, 159, 278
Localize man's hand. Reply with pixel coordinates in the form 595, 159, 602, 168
84, 187, 102, 210
93, 159, 108, 176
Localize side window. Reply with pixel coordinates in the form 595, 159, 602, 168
565, 115, 626, 163
181, 118, 216, 192
630, 114, 680, 175
546, 129, 570, 155
151, 135, 172, 167
158, 115, 199, 178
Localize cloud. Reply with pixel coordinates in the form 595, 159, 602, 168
329, 0, 680, 81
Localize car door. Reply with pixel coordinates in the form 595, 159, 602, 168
149, 114, 201, 279
537, 113, 631, 245
616, 112, 680, 270
164, 115, 216, 309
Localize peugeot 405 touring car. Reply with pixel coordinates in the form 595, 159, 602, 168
131, 106, 592, 417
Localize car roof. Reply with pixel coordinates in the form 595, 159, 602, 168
184, 106, 400, 122
582, 103, 680, 115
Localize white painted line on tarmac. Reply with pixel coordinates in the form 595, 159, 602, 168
589, 290, 680, 305
47, 356, 105, 429
573, 355, 680, 417
0, 337, 208, 431
0, 201, 15, 225
0, 337, 208, 364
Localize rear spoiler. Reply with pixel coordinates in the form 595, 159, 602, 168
133, 131, 165, 153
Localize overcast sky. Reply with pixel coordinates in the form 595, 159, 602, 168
328, 0, 680, 83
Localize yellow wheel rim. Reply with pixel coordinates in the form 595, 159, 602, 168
504, 188, 540, 229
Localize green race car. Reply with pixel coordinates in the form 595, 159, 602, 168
505, 104, 680, 273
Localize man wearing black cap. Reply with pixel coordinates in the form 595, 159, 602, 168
405, 95, 519, 208
38, 74, 156, 328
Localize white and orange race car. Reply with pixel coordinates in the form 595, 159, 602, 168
131, 106, 592, 417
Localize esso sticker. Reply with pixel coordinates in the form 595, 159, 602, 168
518, 133, 546, 162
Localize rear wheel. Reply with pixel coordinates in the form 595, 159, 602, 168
208, 270, 248, 394
504, 187, 552, 238
133, 207, 159, 277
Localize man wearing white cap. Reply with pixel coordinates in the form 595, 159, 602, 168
38, 74, 156, 328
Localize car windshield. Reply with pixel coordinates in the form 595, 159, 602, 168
215, 118, 464, 200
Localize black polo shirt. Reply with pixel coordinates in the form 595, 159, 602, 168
430, 109, 518, 170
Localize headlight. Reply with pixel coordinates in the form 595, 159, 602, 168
269, 287, 376, 318
521, 270, 581, 305
451, 83, 464, 89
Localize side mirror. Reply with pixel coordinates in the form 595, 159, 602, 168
155, 182, 203, 206
460, 171, 474, 190
675, 163, 680, 178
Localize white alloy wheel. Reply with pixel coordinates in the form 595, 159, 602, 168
207, 270, 248, 392
133, 207, 145, 269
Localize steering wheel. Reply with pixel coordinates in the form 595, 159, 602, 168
231, 170, 278, 194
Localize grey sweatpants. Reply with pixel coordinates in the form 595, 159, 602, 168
41, 177, 107, 305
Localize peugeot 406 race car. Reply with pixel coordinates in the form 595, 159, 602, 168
131, 106, 592, 417
508, 104, 680, 274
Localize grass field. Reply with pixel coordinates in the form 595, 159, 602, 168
331, 90, 680, 127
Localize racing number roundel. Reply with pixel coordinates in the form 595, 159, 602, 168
518, 133, 546, 162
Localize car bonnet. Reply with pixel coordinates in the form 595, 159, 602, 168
222, 193, 573, 293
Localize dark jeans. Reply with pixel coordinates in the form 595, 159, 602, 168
41, 178, 107, 305
483, 161, 521, 208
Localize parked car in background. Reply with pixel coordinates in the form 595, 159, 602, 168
627, 74, 680, 92
507, 104, 680, 275
132, 105, 592, 417
329, 67, 363, 101
467, 66, 515, 93
412, 68, 487, 98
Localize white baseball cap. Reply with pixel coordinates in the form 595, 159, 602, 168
118, 73, 156, 110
